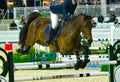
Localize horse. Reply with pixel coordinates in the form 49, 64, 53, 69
17, 12, 93, 70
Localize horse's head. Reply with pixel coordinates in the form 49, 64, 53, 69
78, 14, 93, 44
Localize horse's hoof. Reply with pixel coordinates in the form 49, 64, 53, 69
16, 49, 21, 53
16, 49, 28, 55
80, 59, 90, 69
80, 64, 86, 69
74, 60, 83, 70
75, 63, 80, 70
84, 59, 90, 63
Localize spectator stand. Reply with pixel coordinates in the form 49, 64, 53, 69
14, 19, 23, 30
93, 17, 115, 28
9, 21, 17, 30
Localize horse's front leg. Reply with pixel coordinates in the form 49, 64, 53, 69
74, 51, 83, 70
80, 45, 90, 68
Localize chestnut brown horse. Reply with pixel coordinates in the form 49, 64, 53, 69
17, 12, 93, 70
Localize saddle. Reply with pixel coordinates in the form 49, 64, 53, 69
45, 19, 64, 38
44, 19, 64, 51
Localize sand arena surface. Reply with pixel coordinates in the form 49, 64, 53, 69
12, 69, 109, 82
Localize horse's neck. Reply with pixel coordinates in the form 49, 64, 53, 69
62, 20, 80, 36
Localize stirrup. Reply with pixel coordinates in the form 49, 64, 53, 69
45, 39, 51, 45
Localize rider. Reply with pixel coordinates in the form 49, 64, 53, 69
45, 0, 78, 45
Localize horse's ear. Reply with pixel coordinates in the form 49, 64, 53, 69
84, 15, 92, 20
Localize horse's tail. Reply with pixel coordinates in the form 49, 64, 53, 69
19, 12, 41, 45
27, 12, 41, 25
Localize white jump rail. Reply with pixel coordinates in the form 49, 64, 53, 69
14, 60, 117, 70
14, 72, 109, 81
0, 30, 20, 44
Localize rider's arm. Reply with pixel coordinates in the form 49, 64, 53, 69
63, 2, 70, 20
70, 4, 77, 16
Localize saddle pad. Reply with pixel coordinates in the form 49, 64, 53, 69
45, 24, 64, 37
45, 25, 50, 35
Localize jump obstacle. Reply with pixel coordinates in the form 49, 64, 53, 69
13, 60, 117, 70
14, 72, 109, 81
0, 55, 113, 70
0, 41, 120, 82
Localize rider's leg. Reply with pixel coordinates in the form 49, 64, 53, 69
45, 12, 59, 44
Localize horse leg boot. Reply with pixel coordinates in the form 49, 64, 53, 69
45, 28, 55, 45
80, 46, 90, 68
74, 52, 83, 70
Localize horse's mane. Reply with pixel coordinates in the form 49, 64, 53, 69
19, 12, 41, 44
62, 13, 92, 40
74, 13, 92, 20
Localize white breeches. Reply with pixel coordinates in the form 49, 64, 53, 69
50, 12, 59, 29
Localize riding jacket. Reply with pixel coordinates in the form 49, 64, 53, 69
50, 0, 77, 21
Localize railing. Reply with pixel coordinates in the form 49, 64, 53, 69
13, 4, 120, 19
0, 30, 19, 44
13, 6, 50, 19
0, 26, 120, 45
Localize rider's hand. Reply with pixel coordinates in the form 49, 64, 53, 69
64, 15, 71, 21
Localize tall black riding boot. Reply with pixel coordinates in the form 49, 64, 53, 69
45, 28, 55, 45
